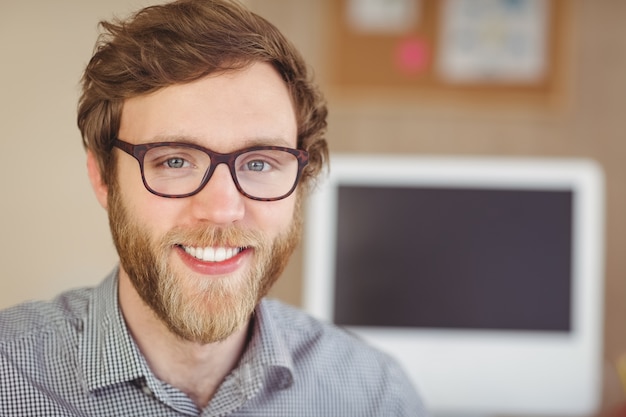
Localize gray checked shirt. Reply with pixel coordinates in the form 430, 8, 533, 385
0, 269, 428, 416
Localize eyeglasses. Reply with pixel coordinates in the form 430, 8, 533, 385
113, 138, 309, 201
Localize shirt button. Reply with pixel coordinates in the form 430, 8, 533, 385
142, 385, 153, 396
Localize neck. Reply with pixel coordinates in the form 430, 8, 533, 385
117, 270, 250, 409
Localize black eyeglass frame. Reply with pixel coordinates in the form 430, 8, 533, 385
113, 138, 309, 201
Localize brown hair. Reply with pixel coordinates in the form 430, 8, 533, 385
77, 0, 328, 192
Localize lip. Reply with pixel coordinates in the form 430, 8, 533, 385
175, 245, 251, 276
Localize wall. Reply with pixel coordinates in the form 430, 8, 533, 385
1, 0, 625, 412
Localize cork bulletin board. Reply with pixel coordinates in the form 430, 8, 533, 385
327, 0, 567, 99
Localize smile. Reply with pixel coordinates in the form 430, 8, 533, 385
182, 245, 244, 262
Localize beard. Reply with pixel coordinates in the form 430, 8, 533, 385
107, 180, 302, 344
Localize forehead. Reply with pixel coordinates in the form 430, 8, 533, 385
118, 62, 298, 150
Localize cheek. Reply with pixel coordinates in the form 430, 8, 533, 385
116, 179, 180, 235
113, 159, 154, 214
250, 197, 297, 236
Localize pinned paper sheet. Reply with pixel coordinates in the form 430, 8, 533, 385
346, 0, 421, 34
437, 0, 550, 84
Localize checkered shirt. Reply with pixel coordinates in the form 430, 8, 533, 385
0, 269, 428, 416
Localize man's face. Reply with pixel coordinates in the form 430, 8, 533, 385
108, 62, 300, 344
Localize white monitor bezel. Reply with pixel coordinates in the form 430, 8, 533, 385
303, 155, 605, 416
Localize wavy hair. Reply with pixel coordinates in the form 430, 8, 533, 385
77, 0, 328, 192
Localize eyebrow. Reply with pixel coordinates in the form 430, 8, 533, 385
147, 134, 295, 149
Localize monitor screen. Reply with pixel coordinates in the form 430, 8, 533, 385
303, 155, 604, 416
334, 185, 572, 332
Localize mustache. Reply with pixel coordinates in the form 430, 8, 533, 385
160, 224, 265, 249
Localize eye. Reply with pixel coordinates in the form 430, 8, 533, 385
237, 149, 295, 176
245, 159, 271, 172
165, 157, 188, 169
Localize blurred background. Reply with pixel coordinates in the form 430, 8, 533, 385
1, 0, 625, 414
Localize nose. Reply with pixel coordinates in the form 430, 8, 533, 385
188, 164, 245, 225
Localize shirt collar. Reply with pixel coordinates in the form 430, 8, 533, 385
240, 298, 295, 392
201, 299, 295, 416
79, 268, 146, 392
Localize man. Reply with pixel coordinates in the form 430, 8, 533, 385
0, 0, 427, 415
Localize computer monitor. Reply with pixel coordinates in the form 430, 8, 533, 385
303, 155, 605, 416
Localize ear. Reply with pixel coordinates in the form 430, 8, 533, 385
86, 150, 109, 210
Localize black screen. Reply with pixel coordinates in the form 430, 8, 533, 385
333, 185, 573, 332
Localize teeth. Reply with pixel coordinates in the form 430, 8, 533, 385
183, 246, 242, 262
